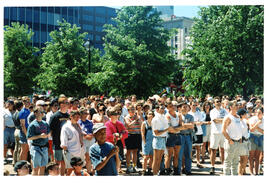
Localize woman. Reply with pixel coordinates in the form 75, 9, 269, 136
141, 111, 155, 175
70, 157, 90, 176
200, 101, 212, 163
248, 107, 264, 175
92, 104, 109, 124
237, 108, 249, 175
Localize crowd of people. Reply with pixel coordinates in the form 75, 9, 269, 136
3, 93, 264, 176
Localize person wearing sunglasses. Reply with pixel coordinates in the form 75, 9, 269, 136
46, 162, 60, 176
14, 160, 31, 176
92, 104, 109, 124
70, 157, 90, 176
209, 97, 228, 175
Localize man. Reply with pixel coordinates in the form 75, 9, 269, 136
28, 100, 46, 124
19, 96, 31, 161
222, 101, 242, 175
4, 100, 15, 164
14, 160, 31, 176
12, 100, 24, 165
49, 95, 70, 176
178, 102, 195, 175
61, 110, 85, 176
209, 98, 228, 174
27, 106, 50, 175
90, 123, 120, 175
151, 104, 173, 175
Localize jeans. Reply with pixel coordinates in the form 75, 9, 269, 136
178, 134, 192, 174
223, 140, 241, 175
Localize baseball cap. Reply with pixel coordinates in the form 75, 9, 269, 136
14, 160, 29, 172
237, 108, 247, 116
92, 123, 106, 134
7, 100, 15, 105
109, 97, 116, 102
36, 100, 45, 106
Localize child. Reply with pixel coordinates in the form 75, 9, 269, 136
90, 123, 120, 175
70, 157, 90, 176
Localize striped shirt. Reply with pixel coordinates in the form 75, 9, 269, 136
125, 114, 142, 134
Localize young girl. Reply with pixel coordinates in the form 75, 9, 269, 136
141, 111, 155, 175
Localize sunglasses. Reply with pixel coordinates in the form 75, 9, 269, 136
76, 162, 83, 166
215, 101, 221, 103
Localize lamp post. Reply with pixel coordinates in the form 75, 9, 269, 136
84, 38, 91, 73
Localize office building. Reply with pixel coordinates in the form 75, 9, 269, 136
4, 6, 117, 50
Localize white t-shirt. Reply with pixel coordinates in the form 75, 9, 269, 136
249, 116, 264, 135
226, 114, 242, 140
188, 110, 203, 135
4, 108, 15, 127
210, 108, 228, 134
152, 113, 169, 137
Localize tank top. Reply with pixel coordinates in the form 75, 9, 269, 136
168, 112, 179, 127
226, 114, 242, 140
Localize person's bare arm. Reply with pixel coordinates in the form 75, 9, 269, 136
141, 123, 146, 144
213, 118, 223, 124
95, 147, 119, 171
20, 119, 27, 135
222, 116, 234, 145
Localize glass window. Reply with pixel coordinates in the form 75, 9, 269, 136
55, 7, 60, 14
33, 23, 40, 31
54, 13, 61, 25
10, 7, 17, 21
95, 35, 101, 41
33, 31, 40, 43
68, 8, 73, 16
48, 7, 54, 13
83, 14, 93, 21
26, 8, 32, 22
41, 11, 47, 24
95, 7, 105, 15
41, 24, 47, 32
4, 7, 9, 19
96, 16, 105, 23
48, 32, 52, 41
62, 7, 67, 15
34, 9, 40, 23
68, 16, 73, 24
95, 26, 103, 32
18, 8, 25, 22
48, 12, 54, 25
48, 24, 54, 32
84, 24, 93, 31
41, 31, 47, 43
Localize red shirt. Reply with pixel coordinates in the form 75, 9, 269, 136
105, 120, 128, 148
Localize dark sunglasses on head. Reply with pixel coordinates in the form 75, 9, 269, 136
76, 161, 83, 166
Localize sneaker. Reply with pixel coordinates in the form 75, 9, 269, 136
132, 166, 137, 173
182, 168, 186, 175
147, 168, 153, 175
159, 169, 166, 175
142, 170, 146, 176
126, 166, 133, 174
210, 167, 215, 175
173, 168, 179, 175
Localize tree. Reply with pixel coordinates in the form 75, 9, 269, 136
36, 20, 93, 97
182, 6, 263, 98
86, 6, 178, 98
4, 22, 40, 97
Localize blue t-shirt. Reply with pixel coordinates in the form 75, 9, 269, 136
90, 142, 117, 176
78, 119, 93, 134
27, 119, 50, 146
180, 113, 194, 135
18, 108, 31, 129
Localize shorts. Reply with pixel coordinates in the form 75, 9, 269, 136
142, 139, 153, 155
125, 134, 141, 150
83, 139, 95, 153
19, 130, 28, 144
203, 125, 211, 142
239, 140, 249, 156
210, 133, 225, 150
193, 134, 203, 146
4, 127, 15, 145
250, 136, 263, 151
30, 145, 49, 168
54, 149, 64, 161
63, 148, 85, 169
166, 133, 181, 147
152, 136, 166, 150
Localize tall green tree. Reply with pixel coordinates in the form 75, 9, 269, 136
86, 6, 178, 98
182, 6, 263, 98
36, 20, 92, 97
4, 22, 40, 97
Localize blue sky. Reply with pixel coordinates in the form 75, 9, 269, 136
111, 6, 203, 18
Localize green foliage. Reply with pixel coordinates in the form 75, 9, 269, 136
86, 6, 178, 98
35, 20, 92, 97
4, 22, 40, 97
182, 5, 264, 98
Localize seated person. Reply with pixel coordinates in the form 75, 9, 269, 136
70, 157, 90, 176
46, 162, 60, 176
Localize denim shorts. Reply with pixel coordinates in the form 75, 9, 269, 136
4, 127, 15, 145
19, 130, 28, 144
30, 145, 48, 168
152, 136, 166, 150
53, 149, 64, 161
166, 133, 181, 147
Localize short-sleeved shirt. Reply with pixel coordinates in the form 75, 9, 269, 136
90, 142, 118, 176
180, 113, 194, 135
249, 116, 264, 135
27, 119, 50, 146
4, 109, 15, 127
78, 119, 93, 135
210, 108, 228, 134
151, 113, 169, 137
19, 108, 31, 129
188, 111, 203, 135
49, 111, 69, 150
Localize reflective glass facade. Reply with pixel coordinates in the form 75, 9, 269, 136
4, 6, 117, 50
